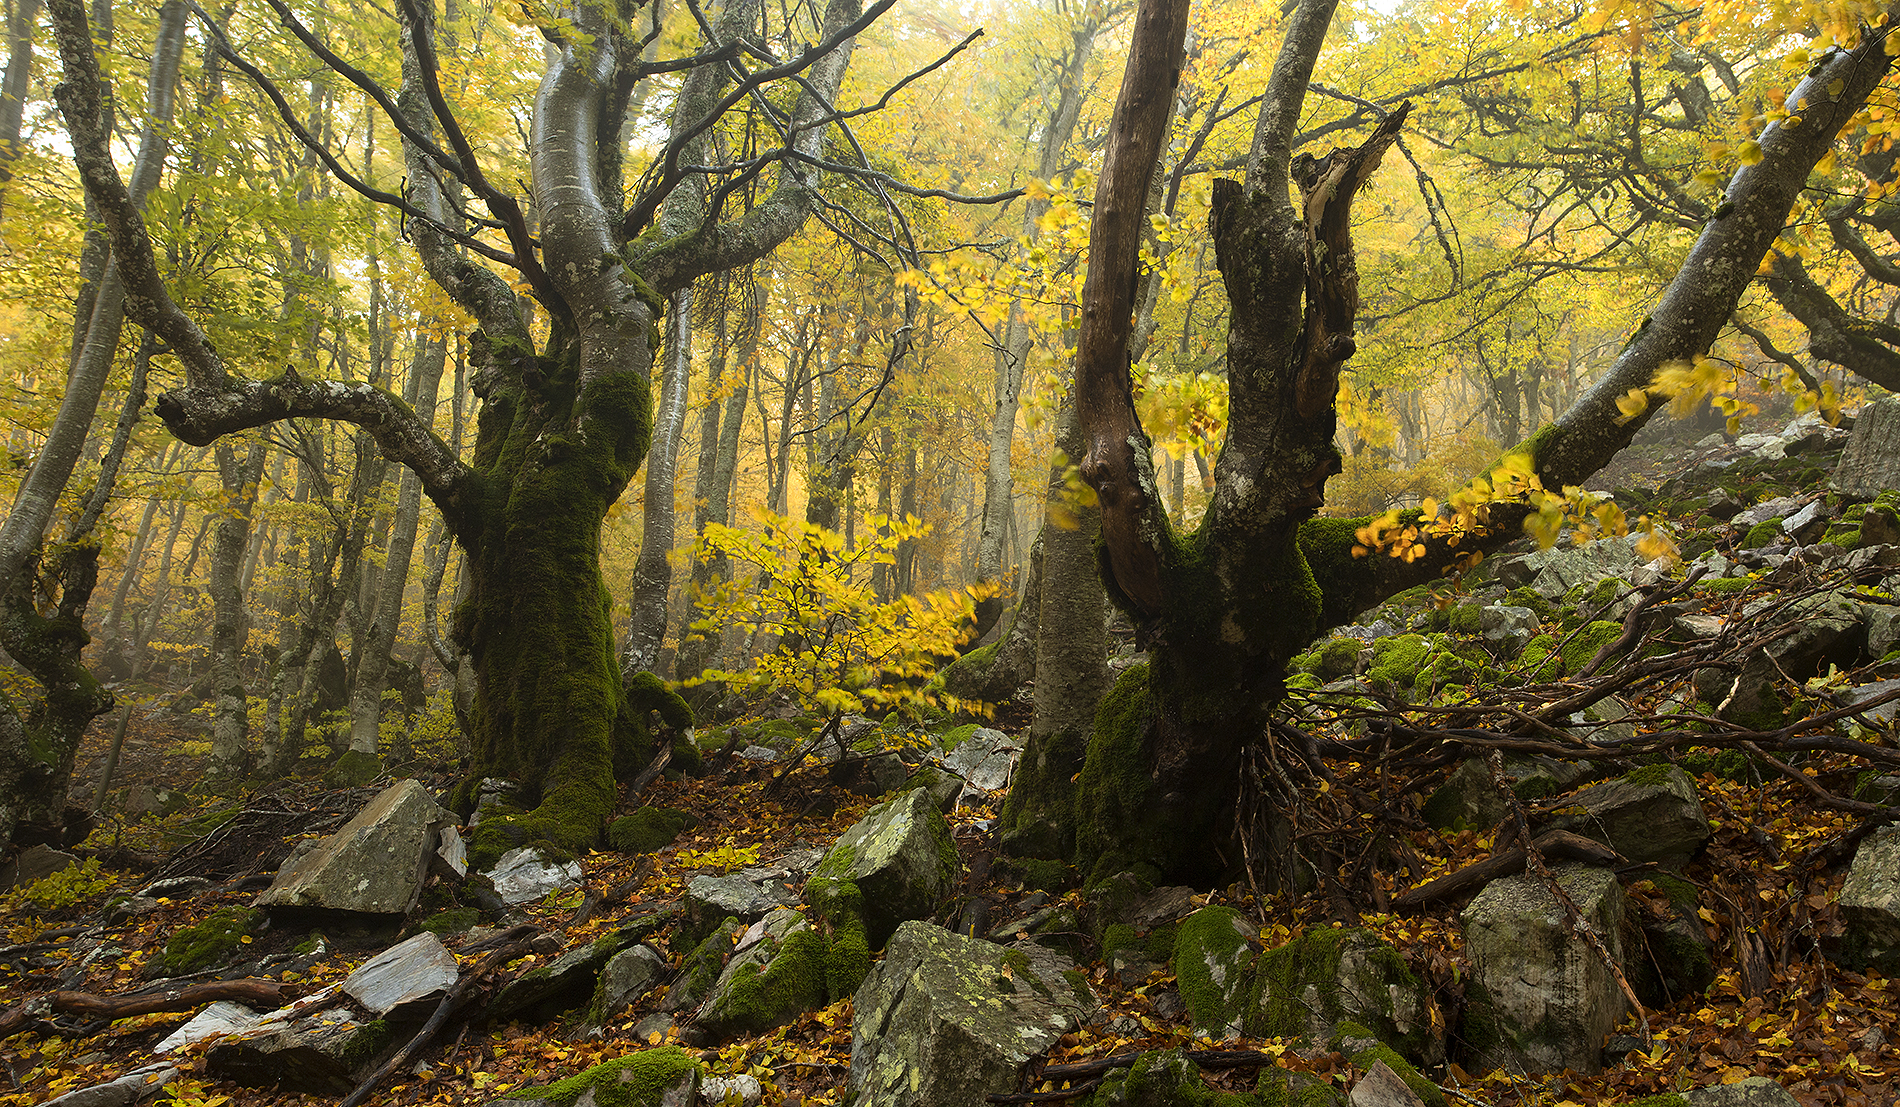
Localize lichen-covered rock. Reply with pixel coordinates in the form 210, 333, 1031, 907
256, 779, 454, 918
663, 918, 743, 1014
1349, 1061, 1426, 1107
687, 873, 793, 922
806, 788, 958, 949
482, 1048, 700, 1107
690, 908, 828, 1041
849, 921, 1095, 1107
1836, 824, 1900, 975
203, 1005, 396, 1095
940, 727, 1022, 794
1546, 764, 1709, 868
1170, 906, 1258, 1041
1682, 1077, 1800, 1107
41, 1063, 178, 1107
588, 944, 668, 1027
1460, 864, 1627, 1075
1833, 394, 1900, 497
1255, 929, 1442, 1066
1717, 590, 1866, 729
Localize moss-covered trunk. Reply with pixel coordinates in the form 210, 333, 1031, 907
452, 332, 652, 864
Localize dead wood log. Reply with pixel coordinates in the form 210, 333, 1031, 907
0, 977, 297, 1038
1392, 830, 1617, 912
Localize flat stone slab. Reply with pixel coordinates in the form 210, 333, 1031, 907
342, 931, 458, 1019
43, 1064, 177, 1107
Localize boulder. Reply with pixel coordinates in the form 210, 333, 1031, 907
256, 779, 455, 918
1836, 678, 1900, 729
1683, 1077, 1801, 1107
1479, 605, 1540, 653
342, 931, 458, 1020
806, 788, 959, 948
1350, 1061, 1426, 1107
486, 846, 583, 907
1460, 864, 1627, 1075
1083, 1049, 1213, 1105
939, 727, 1022, 794
2, 844, 78, 890
687, 873, 794, 922
1717, 590, 1866, 728
42, 1065, 177, 1107
848, 921, 1094, 1107
589, 943, 668, 1026
203, 1004, 395, 1094
691, 907, 828, 1041
153, 1001, 262, 1054
482, 1048, 701, 1107
663, 918, 743, 1014
1171, 906, 1258, 1041
1254, 928, 1441, 1066
490, 932, 642, 1024
1833, 396, 1900, 497
1501, 535, 1642, 600
1627, 877, 1716, 1007
1546, 764, 1709, 867
828, 751, 911, 798
1836, 825, 1900, 975
1421, 756, 1588, 831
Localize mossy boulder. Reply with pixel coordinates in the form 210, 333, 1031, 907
488, 928, 645, 1025
848, 921, 1095, 1107
149, 906, 261, 978
1171, 906, 1260, 1041
805, 787, 959, 949
662, 917, 743, 1015
1836, 824, 1900, 975
1256, 1067, 1345, 1107
607, 806, 696, 854
257, 779, 456, 919
691, 907, 830, 1041
1081, 1049, 1219, 1106
485, 1047, 700, 1107
1255, 929, 1442, 1066
1422, 755, 1587, 831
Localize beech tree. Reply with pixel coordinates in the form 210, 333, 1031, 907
49, 0, 895, 859
1021, 0, 1900, 885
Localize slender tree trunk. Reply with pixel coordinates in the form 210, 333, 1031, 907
206, 442, 266, 781
675, 285, 749, 684
623, 287, 694, 675
0, 0, 41, 221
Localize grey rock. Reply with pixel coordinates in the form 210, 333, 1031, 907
487, 847, 583, 907
1350, 1062, 1425, 1107
3, 844, 77, 889
1690, 551, 1733, 579
700, 1074, 764, 1106
1673, 613, 1725, 640
1480, 605, 1540, 653
1547, 765, 1708, 867
1863, 605, 1900, 659
1719, 590, 1867, 727
435, 824, 468, 879
737, 745, 780, 762
940, 728, 1022, 793
342, 931, 458, 1020
1734, 432, 1785, 460
1836, 678, 1900, 728
1425, 756, 1588, 831
1125, 885, 1197, 931
204, 1005, 391, 1094
1837, 824, 1900, 975
1834, 395, 1900, 497
1511, 534, 1643, 600
256, 779, 455, 917
42, 1065, 177, 1107
1783, 500, 1830, 543
1567, 695, 1637, 744
1262, 1068, 1347, 1107
490, 932, 638, 1024
1086, 1049, 1211, 1104
687, 874, 792, 921
154, 1001, 261, 1054
848, 921, 1094, 1107
1734, 495, 1810, 529
806, 788, 959, 947
663, 919, 743, 1014
831, 750, 911, 798
1684, 1077, 1801, 1107
589, 944, 668, 1025
1461, 864, 1627, 1075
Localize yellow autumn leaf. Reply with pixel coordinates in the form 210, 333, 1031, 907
1615, 388, 1650, 423
1738, 140, 1764, 165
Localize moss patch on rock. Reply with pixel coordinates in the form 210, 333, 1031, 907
608, 806, 697, 854
149, 906, 260, 978
504, 1047, 700, 1107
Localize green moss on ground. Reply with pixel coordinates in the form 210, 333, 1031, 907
1741, 518, 1783, 549
325, 749, 382, 788
1502, 587, 1553, 620
1561, 620, 1624, 675
506, 1047, 701, 1107
608, 806, 697, 854
1366, 635, 1431, 689
150, 906, 260, 978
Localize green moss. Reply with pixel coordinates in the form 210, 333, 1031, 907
1345, 1043, 1444, 1107
825, 911, 870, 1000
506, 1047, 701, 1107
1085, 1048, 1217, 1106
1313, 638, 1364, 680
1253, 928, 1430, 1062
1073, 664, 1157, 883
1366, 635, 1431, 689
713, 927, 829, 1035
150, 906, 260, 978
1286, 673, 1323, 692
940, 723, 981, 751
1172, 907, 1257, 1035
293, 932, 327, 956
1102, 923, 1140, 955
1741, 518, 1783, 549
1257, 1067, 1345, 1107
1420, 785, 1465, 830
1622, 762, 1677, 788
1560, 620, 1623, 675
1502, 587, 1553, 620
608, 806, 696, 854
337, 1019, 397, 1069
326, 748, 382, 788
420, 907, 482, 936
1012, 857, 1075, 892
